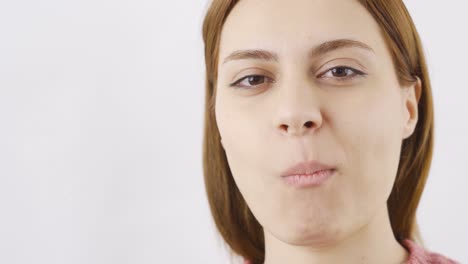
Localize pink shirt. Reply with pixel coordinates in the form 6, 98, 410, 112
402, 239, 460, 264
243, 239, 460, 264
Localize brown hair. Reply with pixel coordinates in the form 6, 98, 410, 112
201, 0, 433, 263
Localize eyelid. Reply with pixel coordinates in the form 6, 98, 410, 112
230, 67, 273, 82
230, 67, 365, 88
318, 65, 366, 79
229, 74, 273, 88
229, 62, 367, 89
230, 67, 273, 85
317, 58, 367, 74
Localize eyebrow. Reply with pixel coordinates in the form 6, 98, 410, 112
222, 38, 374, 65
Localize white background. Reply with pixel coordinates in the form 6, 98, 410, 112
0, 0, 466, 263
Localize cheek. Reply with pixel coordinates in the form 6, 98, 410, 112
215, 95, 263, 186
336, 90, 403, 203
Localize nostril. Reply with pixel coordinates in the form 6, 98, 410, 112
280, 124, 288, 131
304, 121, 313, 128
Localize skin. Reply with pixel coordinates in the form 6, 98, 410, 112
215, 0, 421, 263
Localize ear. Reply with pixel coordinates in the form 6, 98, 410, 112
402, 76, 422, 140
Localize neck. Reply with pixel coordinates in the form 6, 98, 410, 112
263, 206, 409, 264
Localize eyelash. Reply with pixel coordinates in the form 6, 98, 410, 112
229, 66, 367, 89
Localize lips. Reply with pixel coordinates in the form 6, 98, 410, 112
281, 160, 335, 177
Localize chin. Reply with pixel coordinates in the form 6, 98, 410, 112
274, 218, 344, 247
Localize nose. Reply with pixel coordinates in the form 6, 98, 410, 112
278, 119, 320, 136
277, 114, 322, 137
274, 87, 323, 137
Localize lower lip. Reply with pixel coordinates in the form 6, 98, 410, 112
282, 169, 335, 188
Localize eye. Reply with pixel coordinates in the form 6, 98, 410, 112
229, 75, 272, 89
319, 66, 366, 81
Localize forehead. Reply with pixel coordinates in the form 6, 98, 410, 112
219, 0, 386, 62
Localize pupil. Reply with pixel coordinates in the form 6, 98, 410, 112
249, 76, 263, 85
333, 68, 347, 77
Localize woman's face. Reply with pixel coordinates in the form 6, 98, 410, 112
215, 0, 420, 246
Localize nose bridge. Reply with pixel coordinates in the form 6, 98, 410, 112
273, 69, 323, 137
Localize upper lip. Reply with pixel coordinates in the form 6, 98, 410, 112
281, 160, 335, 177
